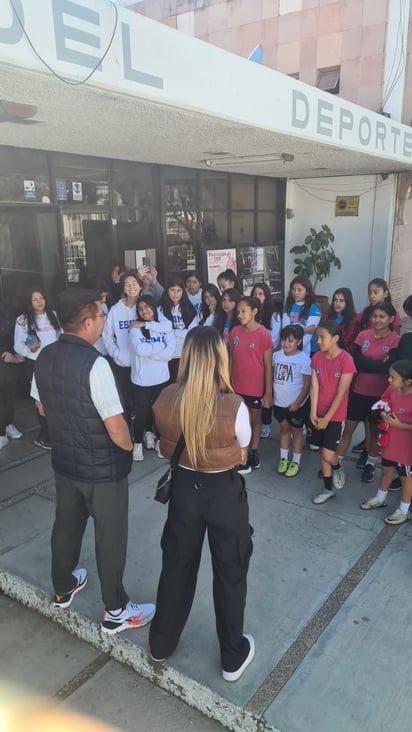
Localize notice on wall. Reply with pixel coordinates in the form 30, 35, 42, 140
207, 248, 237, 285
23, 180, 36, 200
56, 180, 68, 201
72, 181, 83, 201
335, 195, 359, 216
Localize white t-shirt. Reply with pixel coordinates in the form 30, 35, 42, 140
31, 355, 123, 421
272, 349, 312, 407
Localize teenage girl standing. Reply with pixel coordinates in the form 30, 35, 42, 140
14, 288, 60, 449
129, 296, 175, 462
360, 360, 412, 525
321, 288, 357, 351
282, 276, 321, 356
219, 288, 241, 343
160, 277, 197, 382
217, 269, 243, 294
103, 272, 142, 426
198, 284, 223, 327
273, 325, 311, 478
334, 302, 400, 483
310, 321, 356, 505
228, 296, 273, 473
185, 271, 202, 314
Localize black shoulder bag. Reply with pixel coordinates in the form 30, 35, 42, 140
154, 434, 186, 504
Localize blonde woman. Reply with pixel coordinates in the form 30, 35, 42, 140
150, 327, 254, 682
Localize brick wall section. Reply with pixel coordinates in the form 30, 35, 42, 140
136, 0, 390, 111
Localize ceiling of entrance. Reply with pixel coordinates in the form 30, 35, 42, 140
1, 65, 411, 179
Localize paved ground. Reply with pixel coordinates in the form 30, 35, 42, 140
1, 398, 411, 731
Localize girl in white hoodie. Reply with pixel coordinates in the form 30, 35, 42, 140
102, 272, 142, 428
129, 296, 176, 461
160, 277, 197, 383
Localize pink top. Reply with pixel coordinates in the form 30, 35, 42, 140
380, 386, 412, 466
311, 350, 357, 422
229, 324, 273, 397
353, 329, 400, 397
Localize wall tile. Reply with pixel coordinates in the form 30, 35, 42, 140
299, 65, 317, 84
277, 40, 300, 73
360, 55, 384, 86
361, 23, 386, 57
279, 0, 302, 14
227, 0, 264, 28
262, 0, 279, 20
343, 0, 363, 30
300, 9, 317, 39
238, 21, 265, 56
177, 10, 195, 35
194, 8, 209, 36
337, 85, 359, 104
278, 12, 301, 43
264, 44, 277, 68
317, 32, 342, 67
300, 37, 317, 68
341, 27, 362, 61
357, 85, 383, 111
160, 15, 177, 28
262, 16, 278, 46
207, 2, 228, 33
318, 2, 344, 35
363, 0, 388, 26
302, 0, 319, 8
341, 58, 361, 88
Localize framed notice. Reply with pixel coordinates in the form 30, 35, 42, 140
335, 195, 359, 216
207, 248, 237, 285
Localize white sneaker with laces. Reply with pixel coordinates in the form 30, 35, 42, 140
0, 435, 9, 450
143, 431, 156, 450
155, 440, 165, 459
101, 601, 156, 635
6, 424, 23, 439
332, 465, 345, 490
133, 443, 144, 461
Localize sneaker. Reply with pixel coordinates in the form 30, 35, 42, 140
332, 465, 345, 490
101, 601, 156, 635
356, 449, 368, 469
384, 508, 410, 526
5, 424, 22, 439
143, 431, 156, 450
34, 437, 51, 450
133, 442, 143, 461
54, 568, 88, 608
285, 461, 300, 478
308, 443, 319, 451
238, 462, 251, 475
150, 653, 166, 662
361, 463, 375, 483
277, 458, 289, 475
260, 424, 270, 438
360, 496, 387, 510
352, 439, 366, 454
155, 440, 165, 459
0, 435, 8, 450
248, 449, 260, 469
222, 634, 255, 682
388, 477, 401, 492
312, 488, 336, 504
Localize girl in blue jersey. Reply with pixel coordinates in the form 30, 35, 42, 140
282, 276, 321, 356
129, 296, 175, 462
160, 277, 197, 382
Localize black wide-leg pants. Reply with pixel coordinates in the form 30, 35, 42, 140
51, 472, 129, 611
149, 466, 253, 672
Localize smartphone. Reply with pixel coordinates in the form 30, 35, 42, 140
142, 256, 151, 267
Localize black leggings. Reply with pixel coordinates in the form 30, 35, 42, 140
132, 382, 168, 442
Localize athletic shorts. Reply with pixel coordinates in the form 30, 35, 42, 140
346, 393, 380, 423
273, 401, 309, 429
309, 421, 343, 452
381, 457, 412, 477
238, 394, 262, 410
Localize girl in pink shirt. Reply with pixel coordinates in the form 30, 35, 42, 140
360, 360, 412, 525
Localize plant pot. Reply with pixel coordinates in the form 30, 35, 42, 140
315, 294, 330, 315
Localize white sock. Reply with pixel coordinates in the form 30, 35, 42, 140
366, 455, 377, 467
107, 607, 122, 616
400, 501, 410, 515
337, 455, 344, 464
377, 489, 388, 502
292, 453, 302, 464
280, 449, 289, 460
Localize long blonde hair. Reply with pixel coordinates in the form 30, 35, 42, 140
176, 327, 233, 467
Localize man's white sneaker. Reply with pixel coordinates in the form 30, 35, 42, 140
133, 443, 144, 461
6, 424, 22, 439
222, 634, 255, 682
143, 431, 156, 450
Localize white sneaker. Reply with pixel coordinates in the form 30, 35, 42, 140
143, 431, 156, 450
0, 435, 8, 450
155, 440, 165, 459
6, 424, 23, 439
222, 634, 255, 682
133, 443, 144, 461
332, 465, 345, 490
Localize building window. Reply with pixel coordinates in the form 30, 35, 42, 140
52, 154, 110, 206
0, 147, 51, 203
317, 67, 340, 95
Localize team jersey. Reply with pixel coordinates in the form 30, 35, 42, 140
380, 386, 412, 466
228, 325, 273, 397
353, 328, 400, 396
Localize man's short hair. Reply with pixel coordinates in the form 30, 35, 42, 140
56, 288, 101, 332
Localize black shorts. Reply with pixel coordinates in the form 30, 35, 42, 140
238, 394, 262, 410
346, 393, 380, 423
309, 421, 343, 452
381, 457, 412, 477
273, 401, 309, 429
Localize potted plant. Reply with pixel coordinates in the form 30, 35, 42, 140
290, 224, 341, 311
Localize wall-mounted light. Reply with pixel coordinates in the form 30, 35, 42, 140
204, 152, 294, 167
0, 100, 38, 124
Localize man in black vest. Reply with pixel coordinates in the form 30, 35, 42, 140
33, 288, 155, 634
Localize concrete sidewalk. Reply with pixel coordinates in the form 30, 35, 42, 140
1, 399, 411, 731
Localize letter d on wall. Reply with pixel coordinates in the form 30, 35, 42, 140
292, 90, 309, 129
0, 0, 24, 44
